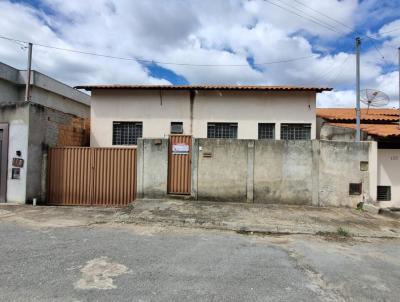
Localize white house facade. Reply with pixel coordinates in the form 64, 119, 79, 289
75, 85, 331, 147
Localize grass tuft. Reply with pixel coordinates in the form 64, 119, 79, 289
337, 227, 350, 237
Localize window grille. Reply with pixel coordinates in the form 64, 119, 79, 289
377, 186, 391, 201
171, 122, 183, 134
281, 123, 311, 140
207, 123, 238, 138
258, 123, 275, 139
112, 121, 142, 145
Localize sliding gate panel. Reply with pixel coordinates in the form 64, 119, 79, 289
47, 147, 136, 206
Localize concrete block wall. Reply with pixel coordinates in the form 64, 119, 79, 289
196, 139, 248, 202
318, 141, 374, 207
137, 138, 377, 207
253, 140, 316, 205
137, 138, 169, 199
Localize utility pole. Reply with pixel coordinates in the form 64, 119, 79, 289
25, 42, 33, 102
398, 47, 400, 129
355, 37, 361, 142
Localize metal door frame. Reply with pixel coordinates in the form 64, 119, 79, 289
0, 123, 9, 202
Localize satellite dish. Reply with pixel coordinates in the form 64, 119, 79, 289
360, 89, 390, 111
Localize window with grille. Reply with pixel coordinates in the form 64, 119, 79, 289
112, 121, 142, 145
258, 123, 275, 139
281, 123, 311, 140
377, 186, 391, 201
349, 183, 362, 195
171, 122, 183, 134
207, 123, 238, 138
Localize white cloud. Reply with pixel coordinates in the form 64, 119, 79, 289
0, 0, 398, 108
317, 90, 357, 108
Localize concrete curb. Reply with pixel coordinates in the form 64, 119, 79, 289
117, 214, 400, 239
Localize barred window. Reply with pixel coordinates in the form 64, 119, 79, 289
112, 121, 142, 145
281, 123, 311, 140
207, 123, 238, 138
377, 186, 391, 201
258, 123, 275, 139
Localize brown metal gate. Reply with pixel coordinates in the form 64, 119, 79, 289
168, 135, 192, 195
47, 147, 136, 206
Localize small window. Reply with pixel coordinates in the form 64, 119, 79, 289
112, 121, 142, 145
377, 186, 391, 201
171, 122, 183, 134
258, 123, 275, 139
207, 123, 238, 138
281, 124, 311, 140
349, 183, 362, 195
360, 161, 368, 171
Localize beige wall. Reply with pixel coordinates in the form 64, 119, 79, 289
91, 89, 316, 147
378, 149, 400, 207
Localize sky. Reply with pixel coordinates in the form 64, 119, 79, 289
0, 0, 399, 108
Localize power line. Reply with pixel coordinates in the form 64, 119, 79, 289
0, 34, 316, 67
379, 26, 400, 35
311, 53, 351, 85
290, 0, 354, 32
267, 0, 391, 61
263, 0, 345, 35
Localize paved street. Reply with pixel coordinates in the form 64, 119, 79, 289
0, 215, 399, 301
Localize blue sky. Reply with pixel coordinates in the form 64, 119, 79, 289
0, 0, 400, 107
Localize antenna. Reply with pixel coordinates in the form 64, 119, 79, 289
360, 89, 390, 112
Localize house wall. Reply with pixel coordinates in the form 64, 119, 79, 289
378, 149, 400, 207
0, 103, 30, 203
30, 86, 90, 118
319, 123, 369, 141
137, 138, 376, 207
27, 103, 90, 202
320, 122, 400, 207
0, 78, 19, 102
0, 102, 89, 204
0, 63, 90, 203
90, 89, 316, 147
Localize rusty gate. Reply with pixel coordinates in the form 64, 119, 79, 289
47, 147, 136, 206
168, 135, 192, 195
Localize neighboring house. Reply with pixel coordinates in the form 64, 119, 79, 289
317, 108, 400, 208
0, 62, 90, 204
74, 85, 331, 147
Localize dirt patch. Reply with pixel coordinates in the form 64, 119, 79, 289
75, 257, 128, 290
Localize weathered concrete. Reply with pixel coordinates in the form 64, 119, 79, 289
254, 140, 314, 205
0, 62, 90, 107
137, 138, 376, 207
117, 199, 400, 238
320, 123, 369, 141
318, 141, 374, 207
197, 139, 248, 202
137, 138, 169, 199
0, 62, 90, 204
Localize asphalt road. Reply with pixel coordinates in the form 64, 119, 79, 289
0, 221, 399, 302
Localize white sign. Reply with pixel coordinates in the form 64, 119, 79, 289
172, 143, 189, 154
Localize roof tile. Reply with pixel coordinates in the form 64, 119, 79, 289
328, 123, 400, 137
75, 84, 331, 93
317, 108, 399, 122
